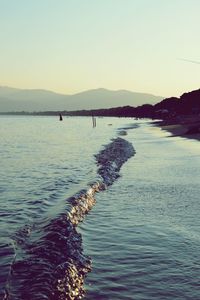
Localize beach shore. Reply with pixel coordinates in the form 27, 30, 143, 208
154, 115, 200, 141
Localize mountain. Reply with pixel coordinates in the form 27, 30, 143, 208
69, 88, 162, 110
0, 87, 67, 112
0, 86, 163, 112
66, 88, 200, 119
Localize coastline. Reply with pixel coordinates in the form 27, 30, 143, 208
153, 116, 200, 141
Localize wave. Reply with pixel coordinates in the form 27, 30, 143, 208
4, 137, 135, 300
95, 137, 135, 186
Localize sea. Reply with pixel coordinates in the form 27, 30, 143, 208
0, 116, 200, 300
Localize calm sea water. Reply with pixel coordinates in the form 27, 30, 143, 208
0, 116, 200, 299
0, 116, 131, 298
80, 122, 200, 300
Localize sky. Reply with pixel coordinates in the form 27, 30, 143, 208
0, 0, 200, 97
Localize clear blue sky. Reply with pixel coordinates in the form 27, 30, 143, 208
0, 0, 200, 97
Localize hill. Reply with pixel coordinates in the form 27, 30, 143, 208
0, 86, 163, 112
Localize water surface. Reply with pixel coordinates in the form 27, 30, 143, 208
0, 116, 128, 299
0, 117, 199, 299
80, 122, 200, 300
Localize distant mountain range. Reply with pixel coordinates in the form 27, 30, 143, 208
0, 86, 163, 112
56, 88, 200, 119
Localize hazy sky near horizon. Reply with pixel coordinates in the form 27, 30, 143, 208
0, 0, 200, 97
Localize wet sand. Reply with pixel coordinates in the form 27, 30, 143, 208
154, 116, 200, 141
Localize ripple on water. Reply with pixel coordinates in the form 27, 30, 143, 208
80, 124, 200, 300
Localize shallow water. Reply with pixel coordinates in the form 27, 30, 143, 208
0, 116, 130, 299
80, 123, 200, 300
0, 116, 200, 299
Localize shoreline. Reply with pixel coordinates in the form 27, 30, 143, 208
153, 116, 200, 141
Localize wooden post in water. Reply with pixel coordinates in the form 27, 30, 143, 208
92, 115, 96, 127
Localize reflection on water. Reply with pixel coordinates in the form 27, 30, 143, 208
0, 116, 129, 299
80, 123, 200, 300
0, 117, 200, 299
